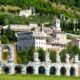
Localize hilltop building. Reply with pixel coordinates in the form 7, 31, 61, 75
16, 31, 46, 51
19, 6, 35, 17
16, 19, 67, 53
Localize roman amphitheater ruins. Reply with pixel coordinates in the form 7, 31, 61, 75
0, 44, 80, 76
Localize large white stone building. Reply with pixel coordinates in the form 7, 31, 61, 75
16, 31, 46, 51
19, 7, 35, 17
16, 19, 67, 53
10, 23, 38, 31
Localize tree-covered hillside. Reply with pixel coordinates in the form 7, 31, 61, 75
0, 0, 79, 17
0, 0, 80, 25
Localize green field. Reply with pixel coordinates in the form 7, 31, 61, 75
0, 75, 80, 80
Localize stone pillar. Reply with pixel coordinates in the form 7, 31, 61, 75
33, 52, 40, 75
0, 45, 2, 62
66, 68, 70, 76
9, 66, 15, 74
34, 66, 38, 75
45, 51, 51, 63
56, 67, 60, 76
75, 68, 78, 76
74, 64, 78, 76
45, 67, 50, 76
9, 44, 14, 63
0, 66, 2, 74
41, 24, 44, 32
65, 54, 70, 63
56, 53, 61, 63
33, 52, 40, 62
21, 66, 26, 74
74, 54, 79, 63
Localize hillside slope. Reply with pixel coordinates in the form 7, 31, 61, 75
0, 0, 80, 25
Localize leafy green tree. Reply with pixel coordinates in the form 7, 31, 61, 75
28, 48, 35, 61
1, 35, 9, 44
4, 27, 16, 42
49, 50, 56, 62
2, 52, 9, 60
37, 48, 45, 61
60, 44, 80, 62
17, 48, 35, 64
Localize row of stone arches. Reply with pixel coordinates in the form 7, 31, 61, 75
2, 66, 22, 74
2, 66, 76, 76
26, 66, 76, 76
60, 67, 75, 76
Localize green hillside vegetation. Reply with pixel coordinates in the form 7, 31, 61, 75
49, 0, 80, 8
0, 0, 80, 25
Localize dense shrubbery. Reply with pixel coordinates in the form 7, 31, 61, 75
0, 0, 53, 13
60, 44, 80, 62
0, 0, 79, 26
0, 0, 79, 9
61, 18, 80, 34
17, 48, 35, 64
1, 27, 16, 43
17, 44, 80, 64
17, 48, 57, 64
0, 13, 29, 25
0, 0, 79, 19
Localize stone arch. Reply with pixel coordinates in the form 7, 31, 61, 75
2, 66, 10, 74
50, 66, 56, 75
26, 66, 34, 74
60, 67, 66, 75
15, 66, 22, 74
1, 44, 14, 62
38, 66, 45, 74
70, 67, 75, 76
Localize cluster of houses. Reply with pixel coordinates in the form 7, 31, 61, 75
1, 18, 80, 53
2, 19, 79, 53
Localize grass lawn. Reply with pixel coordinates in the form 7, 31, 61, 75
0, 74, 80, 80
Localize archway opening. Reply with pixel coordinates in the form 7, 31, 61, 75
38, 66, 45, 74
26, 66, 34, 74
15, 66, 22, 74
50, 67, 56, 75
60, 67, 66, 75
70, 67, 75, 76
3, 66, 9, 74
